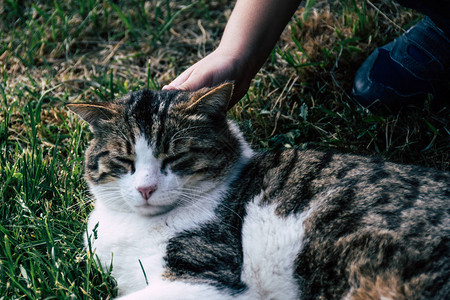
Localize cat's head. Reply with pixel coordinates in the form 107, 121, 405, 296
69, 82, 251, 216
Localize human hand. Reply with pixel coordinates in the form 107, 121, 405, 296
163, 0, 301, 108
162, 48, 253, 108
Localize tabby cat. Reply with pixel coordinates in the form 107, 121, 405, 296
69, 82, 449, 300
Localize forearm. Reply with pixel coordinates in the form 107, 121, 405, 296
163, 0, 301, 107
217, 0, 302, 74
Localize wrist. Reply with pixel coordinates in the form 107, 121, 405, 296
213, 45, 258, 85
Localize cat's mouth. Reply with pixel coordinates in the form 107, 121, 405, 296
135, 201, 177, 216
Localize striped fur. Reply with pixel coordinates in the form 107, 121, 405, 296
70, 83, 450, 299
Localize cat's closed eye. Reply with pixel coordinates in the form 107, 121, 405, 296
102, 156, 135, 177
160, 152, 187, 172
114, 156, 136, 174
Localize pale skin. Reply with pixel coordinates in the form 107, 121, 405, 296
162, 0, 302, 108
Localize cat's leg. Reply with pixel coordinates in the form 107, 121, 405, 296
115, 280, 247, 300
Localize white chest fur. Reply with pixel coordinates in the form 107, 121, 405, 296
86, 201, 172, 295
86, 192, 223, 296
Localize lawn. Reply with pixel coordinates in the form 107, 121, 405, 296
0, 0, 448, 299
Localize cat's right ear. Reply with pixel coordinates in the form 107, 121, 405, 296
185, 82, 234, 118
67, 103, 118, 129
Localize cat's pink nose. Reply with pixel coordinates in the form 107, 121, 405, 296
137, 185, 157, 200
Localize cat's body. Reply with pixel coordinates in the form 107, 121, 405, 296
70, 83, 449, 300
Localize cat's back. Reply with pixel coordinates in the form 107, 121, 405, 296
239, 148, 448, 216
237, 148, 449, 299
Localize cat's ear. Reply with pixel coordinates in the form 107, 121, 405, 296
186, 82, 234, 117
67, 103, 118, 129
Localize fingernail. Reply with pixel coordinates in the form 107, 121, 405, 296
162, 85, 176, 90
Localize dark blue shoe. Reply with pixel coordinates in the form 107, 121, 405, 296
352, 16, 450, 113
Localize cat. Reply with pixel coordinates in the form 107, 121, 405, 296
69, 82, 450, 300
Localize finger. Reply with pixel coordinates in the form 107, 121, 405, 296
163, 70, 198, 91
171, 70, 207, 92
162, 85, 177, 90
168, 67, 195, 88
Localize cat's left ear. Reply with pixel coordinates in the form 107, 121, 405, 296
186, 82, 234, 117
67, 103, 118, 129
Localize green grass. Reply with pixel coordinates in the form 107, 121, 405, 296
1, 0, 449, 298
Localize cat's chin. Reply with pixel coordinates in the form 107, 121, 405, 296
133, 202, 177, 216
